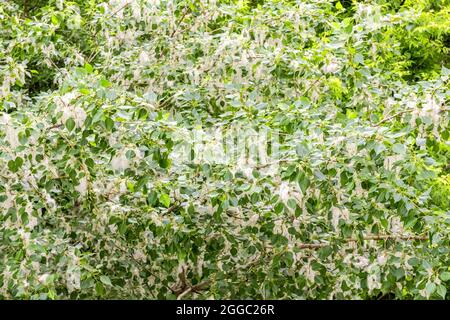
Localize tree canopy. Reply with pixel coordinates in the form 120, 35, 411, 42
0, 0, 449, 299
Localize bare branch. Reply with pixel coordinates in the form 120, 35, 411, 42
297, 234, 428, 249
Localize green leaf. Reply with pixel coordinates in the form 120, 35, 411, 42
404, 217, 417, 229
65, 118, 76, 131
95, 282, 105, 296
353, 53, 364, 65
105, 117, 114, 131
296, 143, 309, 158
425, 282, 436, 296
8, 157, 23, 173
318, 246, 333, 260
392, 143, 406, 155
158, 157, 171, 169
392, 267, 405, 280
137, 108, 148, 120
346, 109, 358, 119
373, 142, 386, 155
15, 157, 23, 169
84, 63, 94, 73
297, 171, 310, 193
99, 275, 112, 286
119, 221, 127, 235
79, 88, 90, 95
85, 158, 95, 169
100, 79, 112, 88
8, 160, 16, 173
127, 181, 134, 192
274, 202, 284, 214
159, 193, 171, 208
407, 257, 420, 267
51, 15, 59, 25
18, 131, 28, 145
436, 285, 447, 299
147, 191, 158, 206
135, 176, 148, 191
440, 272, 450, 281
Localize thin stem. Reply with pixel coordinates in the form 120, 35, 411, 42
297, 234, 428, 249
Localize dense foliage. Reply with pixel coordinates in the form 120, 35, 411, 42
0, 0, 449, 300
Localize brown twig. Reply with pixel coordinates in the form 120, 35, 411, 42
375, 110, 410, 127
177, 287, 192, 300
171, 266, 211, 299
47, 123, 63, 131
170, 8, 189, 38
157, 8, 195, 60
302, 77, 322, 97
350, 235, 428, 241
165, 201, 181, 214
255, 158, 297, 169
87, 2, 131, 63
297, 234, 428, 249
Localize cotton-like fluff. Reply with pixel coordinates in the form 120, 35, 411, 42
353, 255, 369, 269
247, 213, 259, 226
132, 249, 147, 262
75, 177, 88, 196
422, 94, 441, 123
322, 61, 340, 74
139, 51, 150, 65
111, 152, 130, 171
1, 113, 20, 148
302, 261, 317, 282
367, 273, 381, 291
66, 265, 80, 293
390, 217, 403, 234
278, 181, 290, 202
55, 93, 87, 128
38, 274, 50, 284
377, 252, 388, 265
331, 206, 350, 229
72, 106, 87, 127
235, 154, 254, 178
